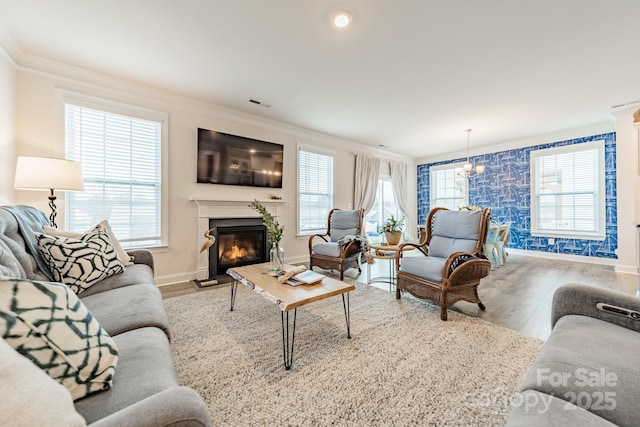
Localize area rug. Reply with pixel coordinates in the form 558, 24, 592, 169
164, 280, 543, 426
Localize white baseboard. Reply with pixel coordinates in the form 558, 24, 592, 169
155, 271, 197, 287
507, 248, 618, 267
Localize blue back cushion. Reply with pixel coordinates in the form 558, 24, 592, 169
330, 210, 360, 242
428, 210, 482, 258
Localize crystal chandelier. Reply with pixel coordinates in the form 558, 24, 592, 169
455, 129, 485, 177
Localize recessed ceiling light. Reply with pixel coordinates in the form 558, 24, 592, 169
332, 9, 352, 29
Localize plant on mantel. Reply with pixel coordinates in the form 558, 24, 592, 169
249, 199, 283, 245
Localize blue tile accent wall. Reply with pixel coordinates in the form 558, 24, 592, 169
417, 132, 617, 259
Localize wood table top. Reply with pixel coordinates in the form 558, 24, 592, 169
227, 263, 355, 311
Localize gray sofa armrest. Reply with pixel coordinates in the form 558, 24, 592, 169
88, 386, 211, 427
552, 284, 640, 332
127, 249, 154, 271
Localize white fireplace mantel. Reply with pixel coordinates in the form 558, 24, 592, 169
190, 197, 285, 280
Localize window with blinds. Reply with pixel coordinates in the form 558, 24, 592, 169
429, 163, 468, 210
64, 101, 165, 248
298, 147, 334, 235
530, 140, 605, 239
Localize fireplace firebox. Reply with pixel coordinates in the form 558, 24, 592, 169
205, 217, 268, 284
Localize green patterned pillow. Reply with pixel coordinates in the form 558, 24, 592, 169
0, 277, 119, 400
35, 229, 125, 295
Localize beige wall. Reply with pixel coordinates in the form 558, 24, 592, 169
12, 62, 415, 285
0, 48, 15, 204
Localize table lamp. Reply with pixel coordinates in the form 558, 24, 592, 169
14, 156, 85, 228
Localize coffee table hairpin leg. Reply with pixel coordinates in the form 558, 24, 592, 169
281, 309, 297, 370
230, 280, 238, 311
342, 293, 351, 339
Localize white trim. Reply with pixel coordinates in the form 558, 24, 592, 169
296, 143, 335, 236
530, 139, 605, 240
60, 90, 169, 247
507, 248, 618, 267
429, 162, 469, 209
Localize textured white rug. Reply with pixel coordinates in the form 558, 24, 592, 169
164, 281, 542, 426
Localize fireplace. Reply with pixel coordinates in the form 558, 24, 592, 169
206, 217, 268, 284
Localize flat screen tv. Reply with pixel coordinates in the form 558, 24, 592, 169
197, 128, 284, 188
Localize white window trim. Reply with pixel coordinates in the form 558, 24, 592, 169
530, 140, 605, 240
429, 162, 469, 209
296, 143, 335, 237
59, 90, 169, 248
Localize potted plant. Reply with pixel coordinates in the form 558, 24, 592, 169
249, 200, 284, 271
379, 215, 405, 246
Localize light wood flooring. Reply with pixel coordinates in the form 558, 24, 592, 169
160, 254, 638, 341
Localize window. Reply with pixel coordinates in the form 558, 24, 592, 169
298, 146, 334, 235
530, 140, 605, 239
430, 163, 468, 210
64, 96, 167, 248
363, 177, 402, 241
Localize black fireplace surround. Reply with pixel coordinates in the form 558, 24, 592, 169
207, 217, 268, 282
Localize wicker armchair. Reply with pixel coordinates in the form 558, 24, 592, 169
395, 207, 492, 320
308, 208, 364, 280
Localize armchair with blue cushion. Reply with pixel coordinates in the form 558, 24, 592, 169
308, 208, 365, 280
395, 207, 492, 320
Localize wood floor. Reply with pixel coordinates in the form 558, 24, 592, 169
160, 254, 638, 341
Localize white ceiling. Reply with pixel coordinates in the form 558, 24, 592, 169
1, 0, 639, 158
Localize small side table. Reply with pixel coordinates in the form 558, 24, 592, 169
365, 244, 414, 291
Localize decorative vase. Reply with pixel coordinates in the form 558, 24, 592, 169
270, 242, 285, 271
385, 231, 402, 246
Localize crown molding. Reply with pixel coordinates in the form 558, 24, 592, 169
0, 24, 20, 65
14, 51, 413, 163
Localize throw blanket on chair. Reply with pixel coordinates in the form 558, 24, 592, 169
336, 234, 369, 254
0, 205, 53, 280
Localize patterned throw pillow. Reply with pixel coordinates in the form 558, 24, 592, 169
0, 277, 119, 401
44, 220, 134, 267
35, 229, 125, 295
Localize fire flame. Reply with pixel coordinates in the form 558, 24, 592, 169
228, 245, 247, 260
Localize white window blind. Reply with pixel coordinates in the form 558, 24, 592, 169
530, 140, 605, 238
430, 163, 468, 210
64, 103, 163, 247
298, 148, 334, 235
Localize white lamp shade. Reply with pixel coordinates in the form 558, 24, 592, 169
14, 156, 84, 192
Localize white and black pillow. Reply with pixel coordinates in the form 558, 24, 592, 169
0, 277, 119, 401
43, 219, 134, 267
35, 229, 125, 295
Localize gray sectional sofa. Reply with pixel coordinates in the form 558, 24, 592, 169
0, 206, 211, 426
507, 284, 640, 426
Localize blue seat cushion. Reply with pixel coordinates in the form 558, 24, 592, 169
400, 256, 447, 282
330, 210, 360, 242
312, 242, 341, 257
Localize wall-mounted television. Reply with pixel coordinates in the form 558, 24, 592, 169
197, 128, 284, 188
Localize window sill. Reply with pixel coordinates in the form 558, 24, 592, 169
531, 231, 606, 241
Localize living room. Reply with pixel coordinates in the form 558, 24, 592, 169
2, 2, 640, 426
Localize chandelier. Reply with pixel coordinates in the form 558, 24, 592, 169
455, 128, 485, 177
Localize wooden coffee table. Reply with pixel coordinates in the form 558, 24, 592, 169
227, 263, 355, 370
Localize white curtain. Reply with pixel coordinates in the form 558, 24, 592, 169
390, 160, 410, 234
354, 154, 380, 215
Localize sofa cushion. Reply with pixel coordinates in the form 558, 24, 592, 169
36, 229, 125, 295
507, 390, 616, 427
399, 255, 447, 282
0, 338, 87, 427
44, 220, 134, 267
74, 327, 178, 424
0, 207, 51, 281
77, 263, 154, 297
0, 277, 119, 400
312, 241, 341, 257
81, 283, 171, 339
520, 315, 640, 426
